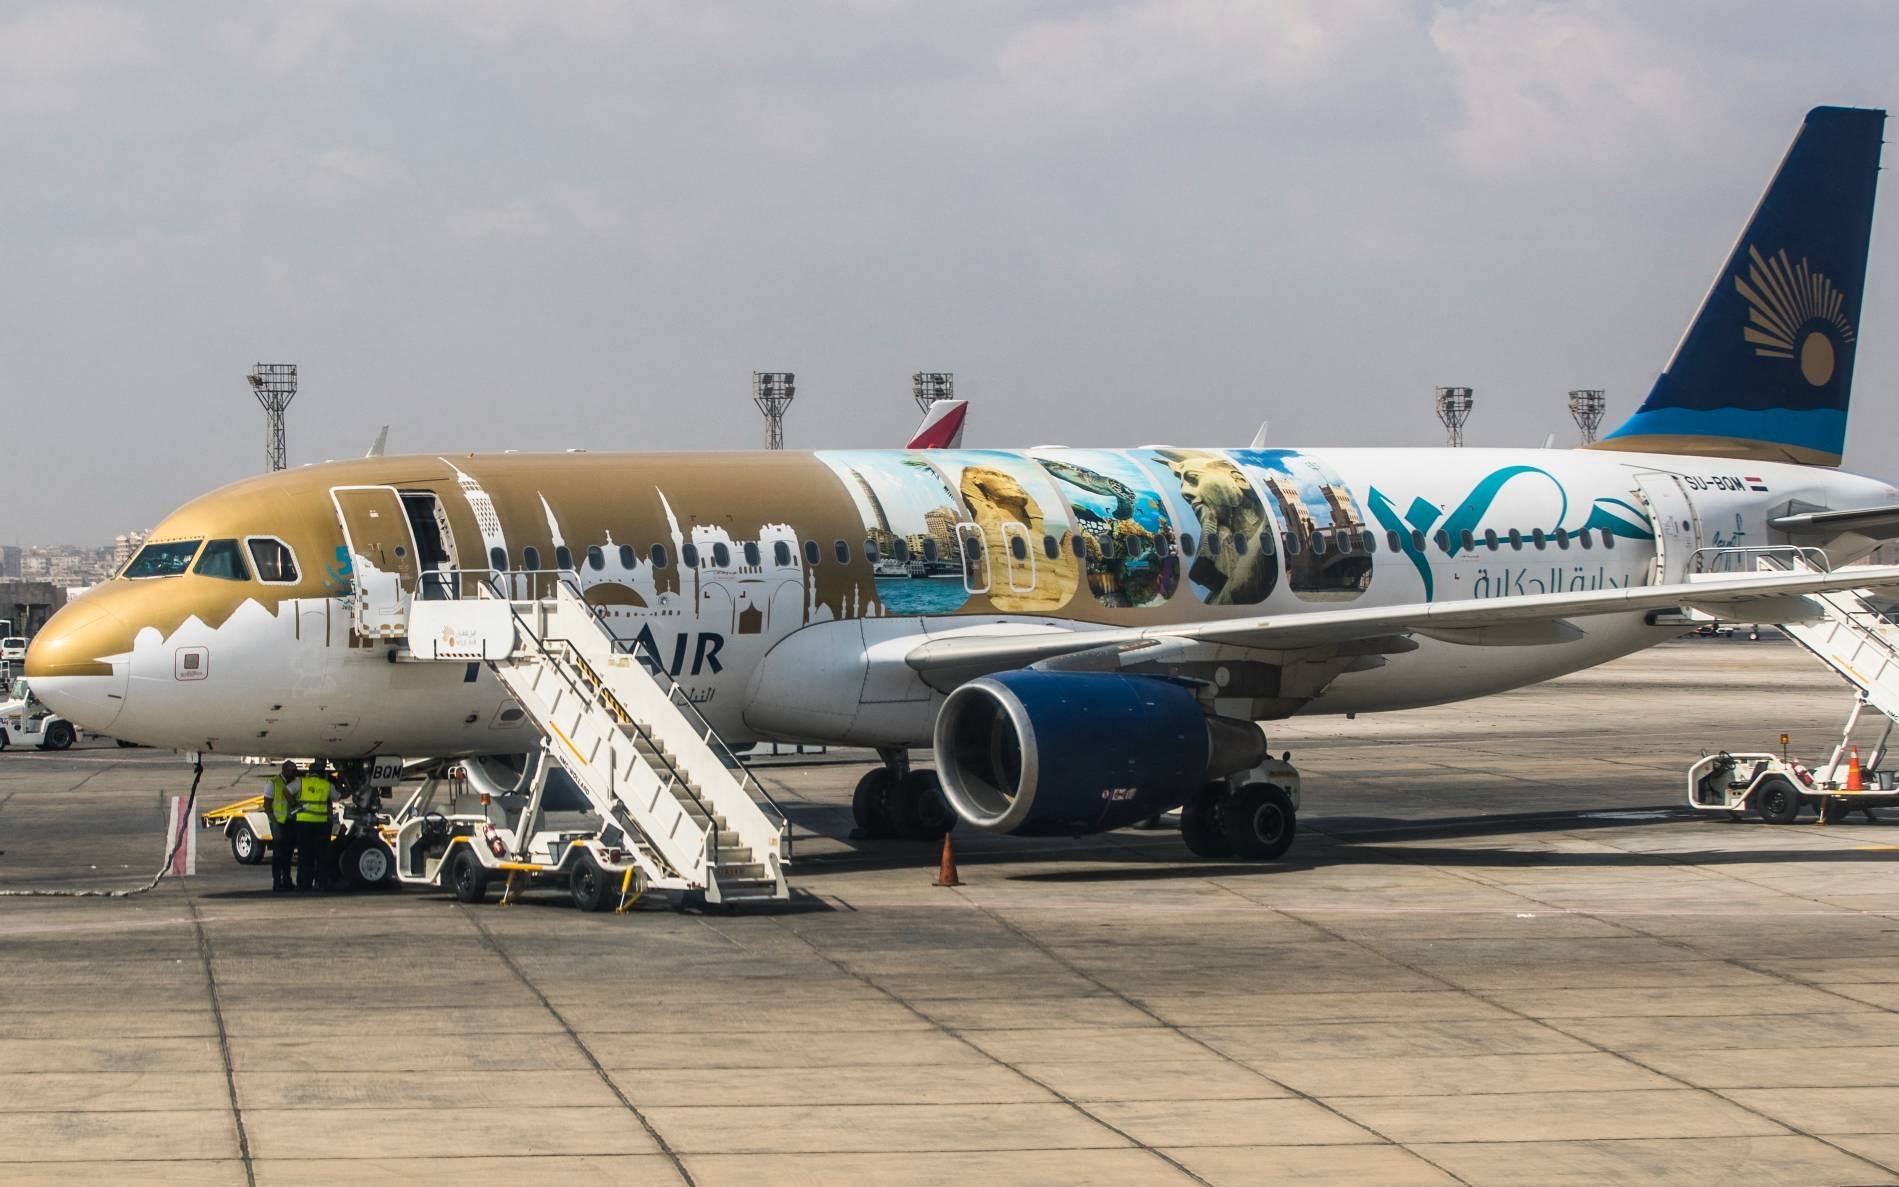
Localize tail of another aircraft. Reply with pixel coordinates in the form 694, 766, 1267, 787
1597, 105, 1885, 466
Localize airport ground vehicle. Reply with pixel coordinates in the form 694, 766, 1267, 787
204, 756, 414, 888
0, 678, 79, 750
0, 637, 26, 663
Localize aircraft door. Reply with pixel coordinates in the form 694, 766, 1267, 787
332, 486, 422, 638
1001, 522, 1037, 593
956, 523, 990, 594
1634, 474, 1702, 583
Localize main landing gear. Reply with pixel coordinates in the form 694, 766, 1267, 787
1179, 767, 1300, 862
852, 748, 958, 842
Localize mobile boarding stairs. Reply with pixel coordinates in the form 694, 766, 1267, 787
1685, 547, 1899, 817
369, 570, 791, 908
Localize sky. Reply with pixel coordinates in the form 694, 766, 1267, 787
4, 0, 1897, 541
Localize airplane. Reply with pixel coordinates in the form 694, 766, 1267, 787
26, 105, 1899, 864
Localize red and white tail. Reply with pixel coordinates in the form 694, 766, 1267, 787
907, 399, 967, 449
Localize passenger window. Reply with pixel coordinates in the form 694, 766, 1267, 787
1579, 530, 1593, 551
650, 543, 669, 568
922, 539, 939, 563
1232, 533, 1248, 557
489, 546, 507, 572
194, 539, 250, 581
1336, 530, 1352, 555
712, 543, 731, 567
744, 542, 761, 567
1206, 533, 1222, 556
773, 541, 792, 566
247, 538, 299, 583
124, 540, 202, 579
1180, 533, 1196, 557
619, 545, 636, 569
1484, 529, 1499, 550
1009, 534, 1028, 561
1411, 530, 1426, 551
1601, 529, 1615, 548
1555, 528, 1570, 550
1071, 535, 1086, 559
1043, 535, 1059, 560
1363, 531, 1377, 555
804, 539, 821, 566
1433, 530, 1450, 553
1459, 530, 1474, 551
555, 545, 573, 571
864, 539, 880, 563
1531, 529, 1546, 550
834, 540, 850, 564
1281, 532, 1298, 557
1310, 533, 1327, 557
1508, 529, 1523, 551
681, 544, 699, 568
1386, 530, 1401, 552
892, 538, 909, 563
586, 545, 604, 572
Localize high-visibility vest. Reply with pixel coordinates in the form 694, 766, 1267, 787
295, 775, 333, 824
269, 776, 296, 825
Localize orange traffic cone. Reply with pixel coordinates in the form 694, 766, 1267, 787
1848, 746, 1865, 791
934, 832, 962, 887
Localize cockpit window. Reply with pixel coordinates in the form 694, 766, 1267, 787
193, 539, 251, 581
124, 540, 202, 579
247, 538, 299, 584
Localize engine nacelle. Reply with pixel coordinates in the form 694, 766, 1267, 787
933, 671, 1265, 836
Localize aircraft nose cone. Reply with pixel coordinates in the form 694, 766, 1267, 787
25, 600, 132, 731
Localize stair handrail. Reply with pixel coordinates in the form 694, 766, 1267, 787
1688, 544, 1833, 575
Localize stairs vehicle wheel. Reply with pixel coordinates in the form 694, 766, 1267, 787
229, 821, 266, 865
569, 851, 613, 913
888, 770, 956, 841
1221, 783, 1297, 861
447, 848, 491, 903
852, 768, 898, 839
1817, 795, 1854, 825
1753, 777, 1804, 825
1180, 782, 1232, 859
343, 840, 396, 889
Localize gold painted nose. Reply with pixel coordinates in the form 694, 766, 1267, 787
26, 600, 129, 680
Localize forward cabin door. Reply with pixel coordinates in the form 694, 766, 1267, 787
1634, 473, 1703, 584
332, 486, 422, 638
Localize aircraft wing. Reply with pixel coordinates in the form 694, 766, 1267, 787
904, 564, 1899, 679
1770, 504, 1899, 540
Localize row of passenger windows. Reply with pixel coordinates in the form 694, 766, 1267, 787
481, 523, 1620, 575
122, 537, 300, 583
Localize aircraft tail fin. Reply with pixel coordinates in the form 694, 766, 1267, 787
1595, 105, 1885, 467
908, 399, 968, 449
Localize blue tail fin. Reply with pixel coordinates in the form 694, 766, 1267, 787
1598, 105, 1885, 466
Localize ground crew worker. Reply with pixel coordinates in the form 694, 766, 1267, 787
269, 759, 299, 893
294, 759, 336, 892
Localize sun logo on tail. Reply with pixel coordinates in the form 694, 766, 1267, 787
1736, 245, 1855, 386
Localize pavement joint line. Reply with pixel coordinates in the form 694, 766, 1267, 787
936, 890, 1479, 1187
765, 912, 1223, 1187
183, 885, 254, 1187
1336, 838, 1899, 1181
453, 904, 698, 1187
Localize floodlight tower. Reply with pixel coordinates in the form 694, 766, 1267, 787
1434, 385, 1474, 447
753, 372, 795, 450
1567, 388, 1606, 445
248, 363, 298, 471
913, 372, 954, 414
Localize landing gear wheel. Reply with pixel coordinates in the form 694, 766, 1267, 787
888, 770, 956, 841
342, 840, 396, 889
1180, 783, 1233, 859
230, 822, 265, 865
569, 851, 612, 912
852, 768, 898, 839
1754, 778, 1803, 825
1222, 783, 1297, 861
447, 848, 491, 903
41, 721, 74, 751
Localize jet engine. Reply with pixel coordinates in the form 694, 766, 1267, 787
933, 671, 1266, 836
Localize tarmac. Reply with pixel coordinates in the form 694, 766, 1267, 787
4, 637, 1899, 1185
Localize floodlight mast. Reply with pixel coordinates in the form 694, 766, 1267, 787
913, 372, 953, 414
754, 372, 795, 450
1434, 385, 1474, 447
248, 363, 298, 471
1568, 388, 1606, 445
